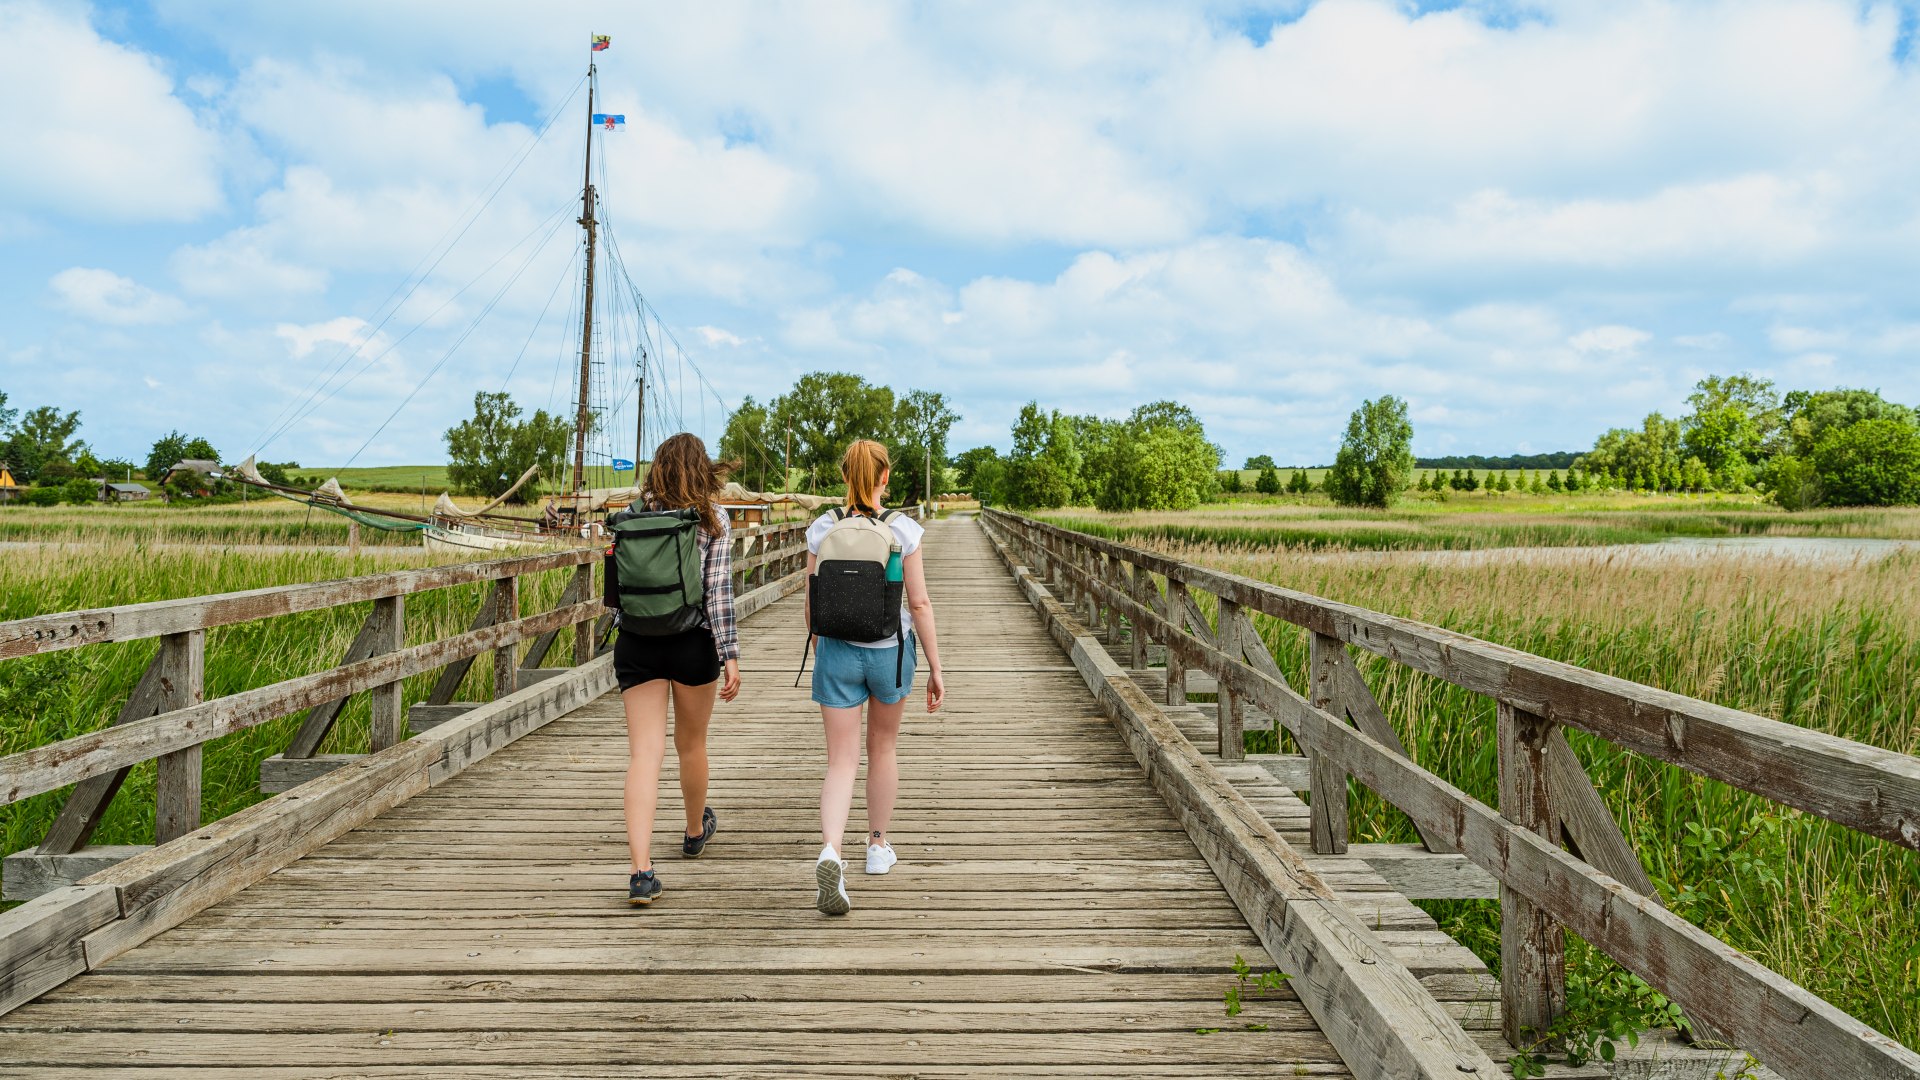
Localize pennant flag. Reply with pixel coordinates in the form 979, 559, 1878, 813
592, 113, 626, 131
591, 34, 611, 51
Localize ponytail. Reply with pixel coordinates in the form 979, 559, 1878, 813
840, 440, 891, 516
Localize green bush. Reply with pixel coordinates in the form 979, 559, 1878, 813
17, 486, 61, 507
1254, 466, 1281, 494
60, 479, 95, 506
1811, 418, 1920, 506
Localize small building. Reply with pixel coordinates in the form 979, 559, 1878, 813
158, 459, 220, 499
97, 481, 150, 503
0, 465, 18, 503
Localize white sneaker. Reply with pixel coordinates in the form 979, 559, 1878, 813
815, 845, 851, 915
865, 840, 897, 876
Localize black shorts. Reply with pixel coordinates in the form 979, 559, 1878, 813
614, 626, 720, 691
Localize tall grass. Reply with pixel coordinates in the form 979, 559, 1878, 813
1045, 500, 1920, 551
0, 541, 584, 866
0, 501, 420, 546
1119, 534, 1920, 1050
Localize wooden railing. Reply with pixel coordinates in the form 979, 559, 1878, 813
0, 518, 816, 883
982, 508, 1920, 1080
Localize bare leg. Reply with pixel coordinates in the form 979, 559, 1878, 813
864, 696, 905, 842
622, 681, 670, 872
671, 679, 717, 836
819, 703, 865, 855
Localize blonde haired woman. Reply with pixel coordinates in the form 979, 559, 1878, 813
804, 439, 945, 914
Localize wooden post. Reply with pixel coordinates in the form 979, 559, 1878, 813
38, 652, 170, 854
1307, 632, 1351, 854
1215, 598, 1245, 760
153, 630, 205, 844
1498, 701, 1567, 1047
572, 562, 598, 664
367, 595, 405, 752
1128, 564, 1151, 669
348, 520, 360, 558
1163, 578, 1188, 707
493, 575, 519, 699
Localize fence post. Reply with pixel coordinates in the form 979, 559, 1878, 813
1498, 701, 1567, 1048
572, 561, 598, 663
368, 595, 406, 751
493, 574, 519, 699
1128, 564, 1151, 669
1307, 632, 1351, 854
153, 630, 205, 844
1163, 579, 1188, 707
1215, 598, 1245, 760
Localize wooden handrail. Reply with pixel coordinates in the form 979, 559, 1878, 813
988, 510, 1920, 851
982, 508, 1920, 1080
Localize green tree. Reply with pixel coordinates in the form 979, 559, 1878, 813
1546, 470, 1563, 493
1682, 373, 1782, 486
1765, 456, 1823, 511
769, 372, 898, 489
1006, 402, 1078, 509
1255, 466, 1282, 494
6, 406, 86, 483
1494, 471, 1511, 493
970, 456, 1009, 506
444, 392, 571, 503
953, 446, 1001, 488
1085, 401, 1219, 512
1784, 388, 1917, 456
892, 389, 961, 505
1576, 413, 1682, 490
1415, 473, 1430, 493
145, 432, 220, 481
1323, 395, 1415, 508
1462, 470, 1480, 492
1809, 418, 1920, 506
719, 396, 777, 490
1221, 469, 1244, 494
0, 390, 16, 434
1243, 453, 1277, 470
61, 477, 96, 505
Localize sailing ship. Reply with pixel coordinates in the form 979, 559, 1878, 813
225, 41, 825, 552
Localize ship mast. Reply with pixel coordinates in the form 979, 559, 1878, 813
569, 61, 599, 517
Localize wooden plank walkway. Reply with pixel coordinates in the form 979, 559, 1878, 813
0, 517, 1500, 1077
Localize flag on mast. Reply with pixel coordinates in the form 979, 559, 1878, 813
591, 34, 611, 52
592, 113, 626, 131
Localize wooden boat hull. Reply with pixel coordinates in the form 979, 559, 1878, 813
422, 522, 590, 555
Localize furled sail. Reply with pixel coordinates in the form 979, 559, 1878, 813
433, 464, 542, 518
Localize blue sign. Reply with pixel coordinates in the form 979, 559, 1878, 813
611, 459, 635, 472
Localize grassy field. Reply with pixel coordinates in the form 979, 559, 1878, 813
1046, 493, 1920, 552
0, 541, 585, 870
1054, 518, 1920, 1052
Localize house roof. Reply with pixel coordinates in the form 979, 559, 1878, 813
106, 483, 148, 494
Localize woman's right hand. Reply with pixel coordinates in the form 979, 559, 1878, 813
926, 669, 945, 713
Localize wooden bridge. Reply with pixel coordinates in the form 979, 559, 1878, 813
1, 513, 1916, 1078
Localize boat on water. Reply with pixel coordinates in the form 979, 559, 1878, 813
224, 41, 821, 552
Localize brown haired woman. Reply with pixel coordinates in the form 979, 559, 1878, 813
604, 433, 741, 905
804, 439, 945, 915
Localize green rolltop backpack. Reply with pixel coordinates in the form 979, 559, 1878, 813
609, 508, 706, 635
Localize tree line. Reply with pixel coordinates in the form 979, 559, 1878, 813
0, 389, 296, 506
720, 372, 959, 506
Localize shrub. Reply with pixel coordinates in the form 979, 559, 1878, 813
1255, 466, 1282, 494
1810, 418, 1920, 506
1324, 395, 1415, 508
60, 479, 96, 506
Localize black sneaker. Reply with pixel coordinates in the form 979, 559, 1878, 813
683, 807, 717, 858
627, 869, 662, 906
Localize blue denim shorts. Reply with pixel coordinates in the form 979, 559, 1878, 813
811, 633, 916, 708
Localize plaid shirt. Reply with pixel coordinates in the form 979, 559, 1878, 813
604, 502, 738, 663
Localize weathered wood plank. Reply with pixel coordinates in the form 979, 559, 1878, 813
1543, 729, 1657, 899
0, 885, 120, 1016
2, 848, 149, 904
425, 582, 501, 706
1307, 633, 1350, 856
283, 601, 389, 759
369, 595, 406, 752
518, 571, 581, 671
1498, 702, 1567, 1047
151, 631, 204, 845
492, 575, 518, 699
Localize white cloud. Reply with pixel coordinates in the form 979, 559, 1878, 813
0, 1, 223, 222
1568, 325, 1652, 354
47, 268, 189, 325
695, 325, 744, 347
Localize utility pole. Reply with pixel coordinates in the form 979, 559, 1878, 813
634, 365, 645, 485
925, 443, 932, 508
569, 61, 600, 522
784, 423, 792, 493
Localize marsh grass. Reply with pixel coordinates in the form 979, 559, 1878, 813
1046, 498, 1920, 552
0, 540, 582, 865
1127, 535, 1920, 1049
0, 501, 420, 546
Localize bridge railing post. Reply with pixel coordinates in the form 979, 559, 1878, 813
1162, 578, 1189, 707
367, 596, 406, 751
1214, 598, 1246, 760
1306, 632, 1352, 854
493, 573, 519, 699
152, 630, 206, 844
1497, 700, 1567, 1048
571, 562, 598, 663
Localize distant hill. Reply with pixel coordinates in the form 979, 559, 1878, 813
1415, 451, 1579, 471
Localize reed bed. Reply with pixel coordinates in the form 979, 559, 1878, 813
0, 539, 582, 867
0, 501, 419, 547
1134, 535, 1920, 1049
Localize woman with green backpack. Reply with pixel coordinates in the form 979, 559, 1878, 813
802, 439, 946, 915
603, 433, 741, 906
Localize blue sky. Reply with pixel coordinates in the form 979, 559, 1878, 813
5, 1, 1920, 471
